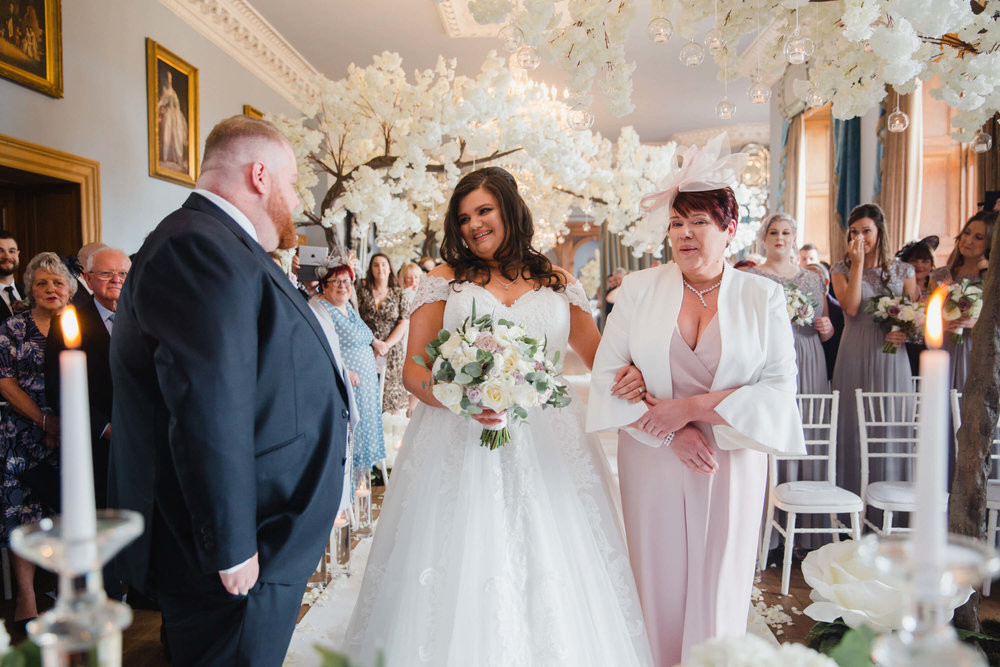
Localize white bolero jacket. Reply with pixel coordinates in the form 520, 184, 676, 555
586, 262, 806, 456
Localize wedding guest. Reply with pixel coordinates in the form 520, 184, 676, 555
805, 262, 843, 381
587, 136, 804, 665
358, 253, 409, 415
896, 236, 939, 376
603, 267, 626, 317
397, 262, 422, 416
799, 243, 820, 268
927, 211, 996, 392
0, 231, 23, 323
109, 116, 350, 666
0, 251, 73, 636
732, 259, 757, 269
744, 213, 832, 394
418, 256, 436, 273
314, 264, 385, 475
831, 203, 918, 496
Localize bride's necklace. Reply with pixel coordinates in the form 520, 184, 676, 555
495, 274, 519, 291
683, 278, 722, 308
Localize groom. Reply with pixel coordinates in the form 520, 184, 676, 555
109, 116, 350, 666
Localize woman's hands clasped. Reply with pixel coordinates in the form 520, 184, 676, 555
668, 424, 718, 474
611, 364, 646, 404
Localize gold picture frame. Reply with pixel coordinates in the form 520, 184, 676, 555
243, 104, 263, 119
0, 0, 63, 98
146, 38, 199, 187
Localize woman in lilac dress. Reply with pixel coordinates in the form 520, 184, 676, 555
588, 136, 805, 666
830, 204, 919, 497
927, 210, 996, 392
743, 213, 832, 394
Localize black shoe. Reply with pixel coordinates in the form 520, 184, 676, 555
12, 617, 36, 636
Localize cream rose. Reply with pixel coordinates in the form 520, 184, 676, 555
432, 382, 464, 413
480, 379, 513, 412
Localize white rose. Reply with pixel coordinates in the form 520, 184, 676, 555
480, 378, 513, 412
432, 383, 464, 413
802, 539, 972, 633
511, 381, 539, 409
438, 333, 463, 361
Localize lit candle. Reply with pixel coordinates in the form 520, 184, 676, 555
914, 288, 949, 571
355, 481, 372, 537
59, 308, 98, 573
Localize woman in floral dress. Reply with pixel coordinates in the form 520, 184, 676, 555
358, 253, 409, 414
0, 252, 74, 632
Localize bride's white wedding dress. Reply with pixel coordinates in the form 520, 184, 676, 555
343, 276, 652, 666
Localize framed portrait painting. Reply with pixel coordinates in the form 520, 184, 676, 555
146, 38, 199, 187
0, 0, 63, 97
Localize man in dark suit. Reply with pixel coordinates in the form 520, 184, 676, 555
109, 116, 350, 666
0, 231, 24, 322
45, 246, 130, 507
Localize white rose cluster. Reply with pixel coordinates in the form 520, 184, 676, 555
682, 633, 837, 667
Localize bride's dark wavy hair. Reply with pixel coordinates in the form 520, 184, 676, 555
440, 167, 565, 292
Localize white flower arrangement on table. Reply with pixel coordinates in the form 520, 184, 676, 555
785, 283, 819, 327
681, 632, 836, 667
943, 278, 984, 345
414, 300, 571, 450
865, 294, 925, 354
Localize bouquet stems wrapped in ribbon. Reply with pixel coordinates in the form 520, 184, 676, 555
943, 278, 984, 345
865, 295, 925, 354
414, 301, 571, 450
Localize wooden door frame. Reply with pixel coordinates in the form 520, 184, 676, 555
0, 134, 101, 243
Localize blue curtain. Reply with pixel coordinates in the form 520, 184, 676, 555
833, 117, 861, 228
776, 118, 790, 207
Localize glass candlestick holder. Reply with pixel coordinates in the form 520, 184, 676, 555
858, 533, 1000, 667
10, 509, 144, 667
333, 512, 351, 576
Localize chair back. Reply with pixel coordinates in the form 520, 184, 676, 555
856, 389, 921, 500
950, 390, 1000, 477
771, 392, 840, 483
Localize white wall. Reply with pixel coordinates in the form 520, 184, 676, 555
0, 0, 298, 254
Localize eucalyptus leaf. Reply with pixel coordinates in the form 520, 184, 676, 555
462, 362, 483, 378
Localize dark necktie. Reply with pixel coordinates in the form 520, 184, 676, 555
4, 286, 15, 312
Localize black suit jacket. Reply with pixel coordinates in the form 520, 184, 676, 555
109, 193, 350, 595
0, 282, 25, 323
44, 293, 114, 506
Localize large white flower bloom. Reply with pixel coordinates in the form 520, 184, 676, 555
683, 633, 836, 667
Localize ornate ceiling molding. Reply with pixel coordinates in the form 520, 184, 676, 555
158, 0, 319, 110
435, 0, 570, 38
669, 123, 770, 149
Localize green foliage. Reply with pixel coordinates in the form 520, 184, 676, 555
827, 627, 877, 667
1, 640, 41, 667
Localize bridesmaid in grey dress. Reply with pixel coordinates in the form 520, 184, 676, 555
831, 204, 919, 497
927, 210, 996, 393
743, 213, 833, 549
744, 213, 833, 394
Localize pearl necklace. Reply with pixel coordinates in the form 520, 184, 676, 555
683, 278, 722, 308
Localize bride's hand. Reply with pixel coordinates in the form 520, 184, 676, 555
611, 364, 646, 404
472, 408, 507, 427
631, 394, 689, 440
668, 424, 718, 474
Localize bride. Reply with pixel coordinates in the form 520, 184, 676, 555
343, 167, 653, 666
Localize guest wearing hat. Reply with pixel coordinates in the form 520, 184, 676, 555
896, 236, 939, 376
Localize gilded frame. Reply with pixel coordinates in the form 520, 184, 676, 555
0, 0, 63, 97
146, 38, 199, 187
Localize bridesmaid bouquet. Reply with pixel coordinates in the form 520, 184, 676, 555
865, 295, 925, 354
784, 284, 818, 326
943, 279, 984, 344
414, 301, 571, 450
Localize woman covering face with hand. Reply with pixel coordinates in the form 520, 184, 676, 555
587, 135, 804, 666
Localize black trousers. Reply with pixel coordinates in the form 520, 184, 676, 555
158, 579, 306, 667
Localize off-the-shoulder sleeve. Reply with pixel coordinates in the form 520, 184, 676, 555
563, 281, 592, 312
408, 275, 451, 316
831, 260, 849, 276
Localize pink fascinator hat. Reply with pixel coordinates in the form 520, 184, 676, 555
632, 133, 748, 249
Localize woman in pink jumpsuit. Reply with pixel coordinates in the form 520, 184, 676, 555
587, 136, 805, 666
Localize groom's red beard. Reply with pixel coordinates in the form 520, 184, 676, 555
266, 193, 299, 250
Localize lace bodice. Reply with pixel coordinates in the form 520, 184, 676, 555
929, 266, 983, 285
831, 260, 914, 299
410, 275, 591, 370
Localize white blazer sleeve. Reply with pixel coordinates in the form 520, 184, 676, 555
712, 282, 806, 455
585, 279, 658, 446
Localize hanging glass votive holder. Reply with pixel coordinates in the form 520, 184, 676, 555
498, 24, 524, 53
679, 40, 705, 67
888, 108, 910, 133
647, 17, 673, 44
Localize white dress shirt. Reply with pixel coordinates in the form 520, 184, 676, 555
193, 189, 260, 245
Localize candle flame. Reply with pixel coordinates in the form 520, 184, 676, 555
61, 307, 81, 348
925, 287, 947, 349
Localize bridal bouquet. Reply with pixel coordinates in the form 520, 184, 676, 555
865, 295, 925, 354
943, 279, 984, 344
784, 283, 819, 327
414, 301, 571, 450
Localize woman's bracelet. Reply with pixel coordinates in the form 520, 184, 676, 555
662, 431, 675, 447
